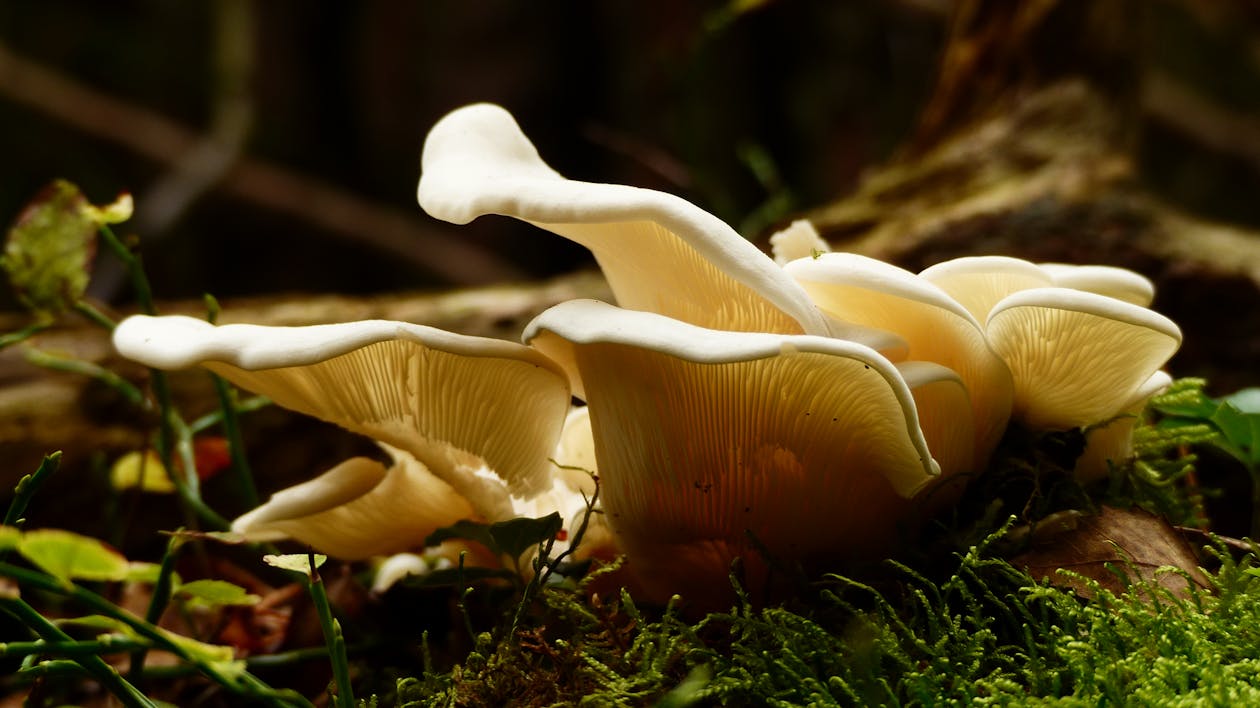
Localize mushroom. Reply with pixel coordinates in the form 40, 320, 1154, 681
111, 103, 1185, 608
524, 299, 969, 604
112, 314, 588, 559
784, 252, 1012, 468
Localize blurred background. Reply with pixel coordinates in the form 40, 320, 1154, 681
2, 0, 1257, 304
1, 0, 1260, 562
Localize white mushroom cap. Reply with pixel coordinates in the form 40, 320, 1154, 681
417, 103, 829, 336
231, 449, 476, 560
986, 288, 1182, 430
1037, 263, 1156, 307
786, 252, 1011, 465
113, 315, 572, 517
919, 256, 1053, 324
523, 299, 959, 602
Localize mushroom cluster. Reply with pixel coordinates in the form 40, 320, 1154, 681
113, 104, 1181, 606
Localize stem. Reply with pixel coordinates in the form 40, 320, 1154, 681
189, 395, 270, 434
72, 300, 117, 331
97, 224, 189, 526
0, 320, 52, 351
0, 597, 155, 708
1, 637, 150, 658
97, 224, 157, 314
3, 452, 61, 528
163, 414, 230, 531
23, 348, 146, 407
0, 562, 310, 708
307, 554, 354, 708
129, 534, 184, 682
211, 374, 259, 508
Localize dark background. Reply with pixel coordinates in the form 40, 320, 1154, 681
1, 1, 1259, 301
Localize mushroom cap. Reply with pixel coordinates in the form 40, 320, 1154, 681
985, 288, 1181, 430
113, 315, 572, 516
231, 449, 477, 560
786, 252, 1011, 465
523, 299, 960, 603
418, 103, 829, 336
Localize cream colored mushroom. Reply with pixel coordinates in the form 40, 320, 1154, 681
524, 299, 969, 605
985, 287, 1181, 430
417, 103, 831, 338
784, 252, 1011, 468
918, 255, 1053, 324
230, 448, 476, 559
112, 315, 576, 552
1037, 263, 1155, 307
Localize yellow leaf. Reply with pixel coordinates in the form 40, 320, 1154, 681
111, 450, 176, 494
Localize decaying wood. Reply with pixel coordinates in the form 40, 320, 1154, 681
807, 0, 1260, 391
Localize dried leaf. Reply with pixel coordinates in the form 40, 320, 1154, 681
1, 180, 99, 313
1011, 506, 1209, 599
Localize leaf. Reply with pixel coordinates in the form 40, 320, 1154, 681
425, 513, 563, 561
19, 529, 130, 585
110, 450, 177, 494
58, 614, 137, 637
1010, 506, 1209, 600
124, 562, 169, 584
176, 579, 260, 608
263, 553, 326, 574
86, 192, 133, 225
0, 526, 19, 551
165, 529, 248, 544
1, 180, 99, 313
1209, 402, 1260, 469
488, 512, 563, 561
424, 520, 498, 555
1222, 388, 1260, 414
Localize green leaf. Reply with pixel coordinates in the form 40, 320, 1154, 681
124, 561, 169, 584
158, 626, 246, 680
1222, 388, 1260, 414
176, 579, 260, 608
1, 180, 100, 314
1209, 402, 1260, 470
424, 513, 564, 561
58, 614, 137, 636
489, 513, 563, 561
0, 526, 20, 551
263, 553, 326, 574
424, 520, 499, 555
19, 529, 130, 585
